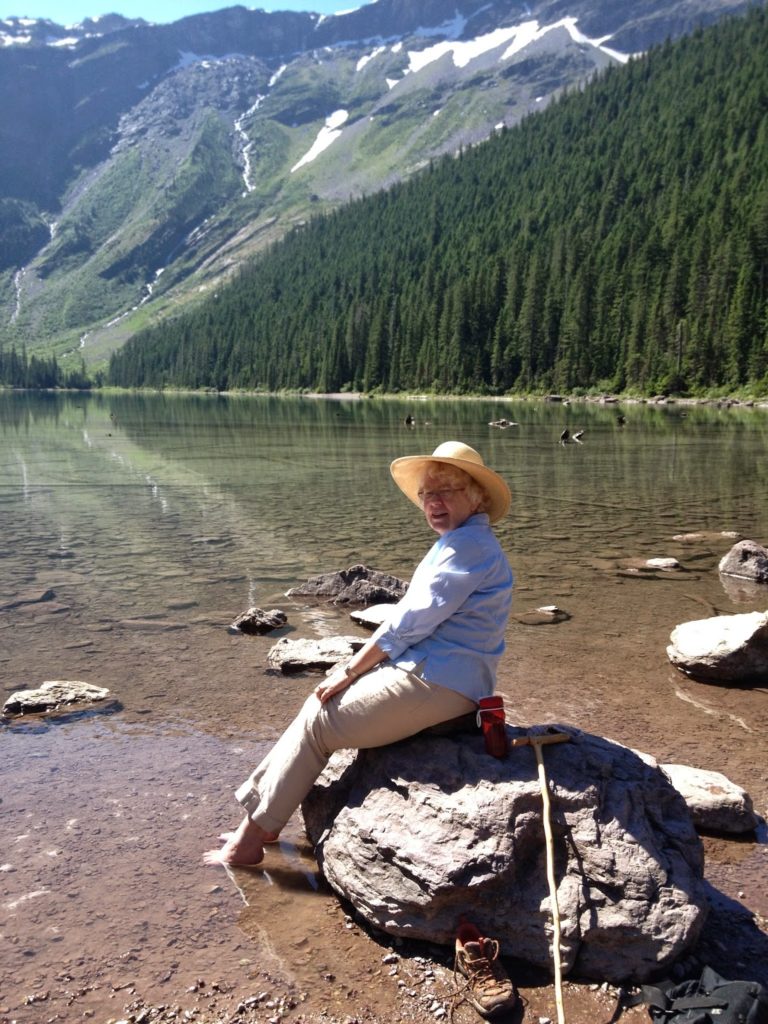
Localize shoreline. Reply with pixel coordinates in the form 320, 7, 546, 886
4, 384, 768, 407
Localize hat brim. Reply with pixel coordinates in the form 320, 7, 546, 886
390, 454, 511, 524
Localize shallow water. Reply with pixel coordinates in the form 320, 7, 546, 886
1, 392, 767, 1022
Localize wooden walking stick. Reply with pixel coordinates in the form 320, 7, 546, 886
511, 731, 571, 1024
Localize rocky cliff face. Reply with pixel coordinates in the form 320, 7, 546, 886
0, 0, 752, 362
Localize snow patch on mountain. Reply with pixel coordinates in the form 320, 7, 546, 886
414, 11, 469, 41
352, 12, 631, 90
403, 16, 630, 76
292, 109, 350, 172
357, 44, 387, 71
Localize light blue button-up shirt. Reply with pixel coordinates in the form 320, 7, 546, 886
371, 513, 513, 702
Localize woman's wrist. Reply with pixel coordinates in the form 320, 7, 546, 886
344, 663, 359, 681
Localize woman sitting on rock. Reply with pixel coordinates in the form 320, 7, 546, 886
204, 441, 514, 867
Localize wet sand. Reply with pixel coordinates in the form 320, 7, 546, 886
2, 532, 767, 1024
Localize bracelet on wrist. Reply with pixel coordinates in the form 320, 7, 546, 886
345, 664, 358, 681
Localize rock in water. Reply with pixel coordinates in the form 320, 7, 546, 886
301, 726, 707, 984
4, 680, 110, 716
667, 610, 768, 683
718, 539, 768, 582
662, 763, 759, 834
267, 636, 366, 673
287, 564, 408, 606
229, 607, 287, 634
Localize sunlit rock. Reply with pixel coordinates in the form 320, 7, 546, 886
645, 557, 681, 570
4, 680, 110, 716
718, 539, 768, 583
662, 763, 759, 834
350, 604, 392, 629
267, 635, 365, 674
667, 610, 768, 683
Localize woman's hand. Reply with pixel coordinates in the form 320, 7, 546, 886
315, 664, 356, 704
314, 642, 386, 704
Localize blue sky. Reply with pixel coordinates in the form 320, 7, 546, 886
3, 0, 375, 23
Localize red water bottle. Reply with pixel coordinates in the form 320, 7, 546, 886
476, 695, 509, 758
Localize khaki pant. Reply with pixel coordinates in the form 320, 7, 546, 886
235, 662, 476, 834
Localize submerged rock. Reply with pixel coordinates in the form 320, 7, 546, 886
302, 726, 707, 984
619, 557, 683, 574
287, 564, 407, 607
667, 610, 768, 683
512, 605, 571, 625
0, 587, 56, 611
672, 531, 740, 544
4, 679, 110, 716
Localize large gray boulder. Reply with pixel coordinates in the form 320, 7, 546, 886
667, 610, 768, 683
302, 727, 707, 984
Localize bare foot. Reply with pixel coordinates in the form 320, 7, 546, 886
203, 817, 279, 867
217, 830, 280, 845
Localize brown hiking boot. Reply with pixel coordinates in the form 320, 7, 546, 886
454, 922, 518, 1019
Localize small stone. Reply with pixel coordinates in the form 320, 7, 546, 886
229, 607, 287, 635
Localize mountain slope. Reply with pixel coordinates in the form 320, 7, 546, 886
106, 6, 768, 397
0, 0, 753, 365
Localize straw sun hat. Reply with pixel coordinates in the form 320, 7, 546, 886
390, 441, 511, 524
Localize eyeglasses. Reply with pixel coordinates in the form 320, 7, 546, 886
417, 487, 465, 504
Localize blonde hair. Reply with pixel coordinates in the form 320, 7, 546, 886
419, 463, 490, 514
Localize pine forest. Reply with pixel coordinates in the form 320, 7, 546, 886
16, 9, 768, 396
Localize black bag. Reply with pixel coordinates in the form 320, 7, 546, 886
636, 966, 768, 1024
